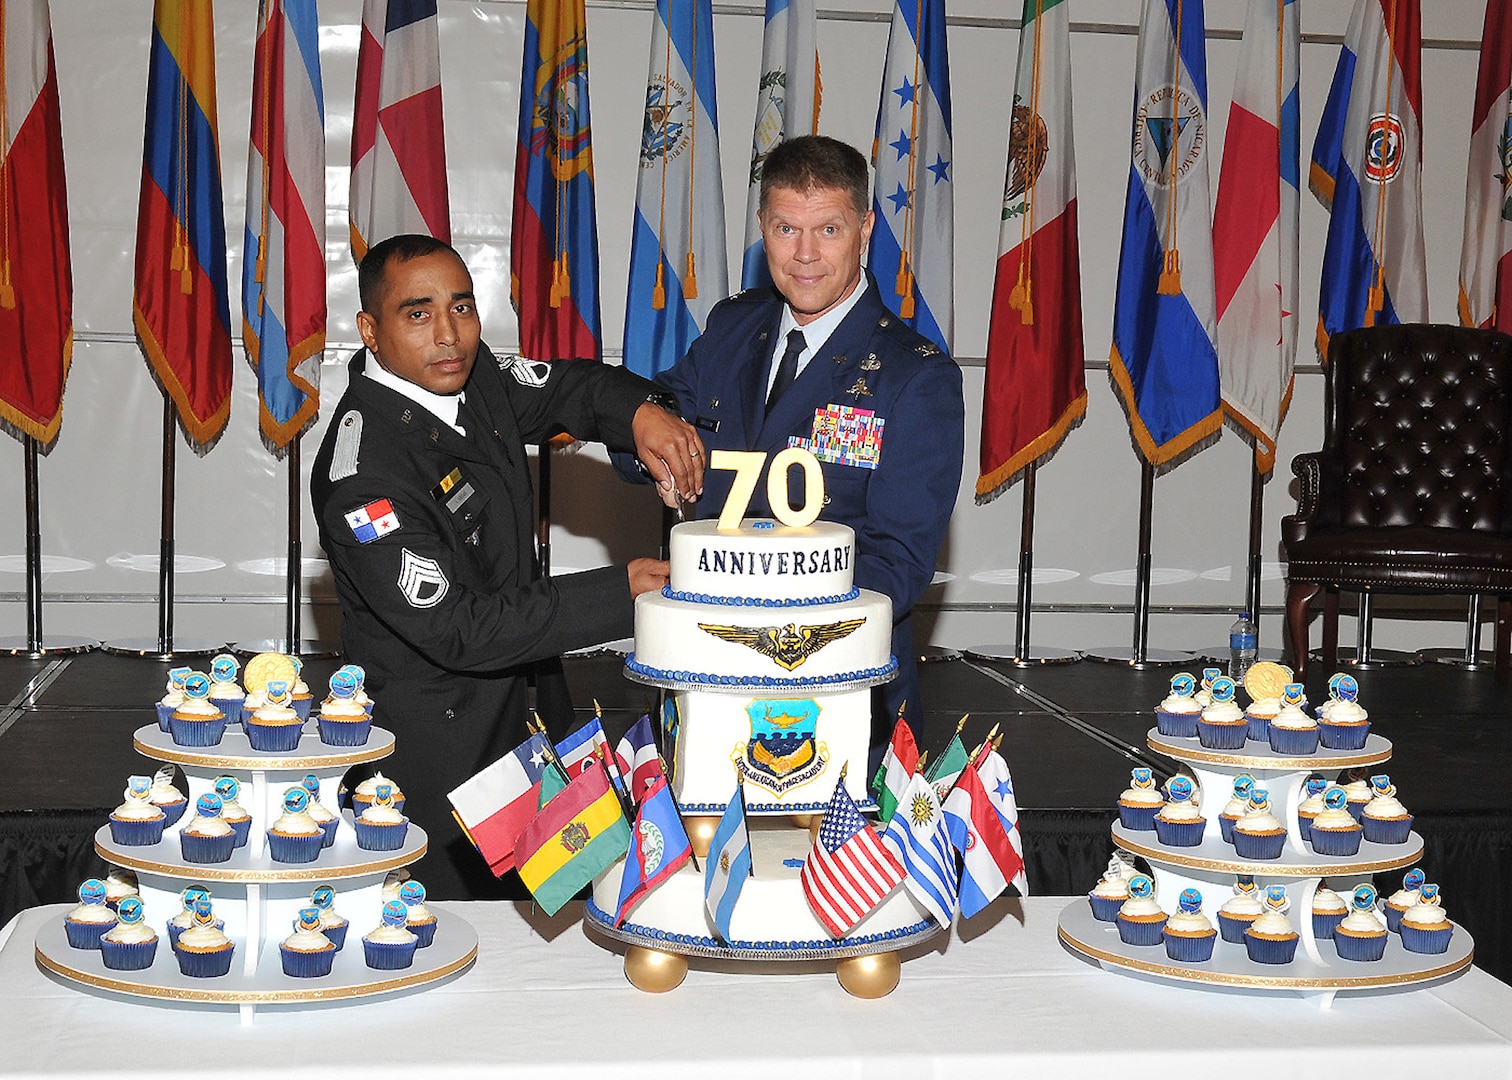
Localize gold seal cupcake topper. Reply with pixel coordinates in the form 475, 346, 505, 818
1242, 660, 1292, 703
244, 651, 299, 695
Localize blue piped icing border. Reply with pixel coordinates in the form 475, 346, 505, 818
676, 798, 879, 814
624, 654, 898, 690
661, 586, 861, 607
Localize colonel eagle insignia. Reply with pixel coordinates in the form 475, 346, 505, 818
697, 619, 866, 671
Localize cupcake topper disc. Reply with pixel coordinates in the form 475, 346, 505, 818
1336, 674, 1360, 703
1351, 884, 1378, 912
126, 775, 152, 803
191, 896, 216, 925
296, 907, 323, 933
1323, 785, 1349, 811
1210, 676, 1236, 704
211, 654, 239, 682
1282, 683, 1307, 707
1404, 868, 1426, 891
1263, 884, 1290, 913
312, 885, 336, 911
302, 775, 322, 800
1306, 775, 1328, 796
1231, 775, 1255, 800
1201, 667, 1220, 687
78, 878, 107, 905
1165, 776, 1194, 803
374, 782, 395, 808
1177, 888, 1203, 914
329, 668, 359, 699
167, 666, 192, 691
347, 664, 366, 689
116, 896, 145, 925
290, 656, 304, 676
1247, 787, 1271, 813
1369, 774, 1395, 797
282, 787, 311, 815
180, 885, 209, 911
267, 679, 292, 707
214, 776, 240, 802
1327, 672, 1347, 699
195, 792, 224, 819
182, 672, 212, 701
399, 880, 427, 906
1169, 673, 1196, 698
1419, 883, 1442, 906
381, 899, 409, 928
1127, 874, 1154, 900
1129, 767, 1154, 790
1234, 875, 1257, 896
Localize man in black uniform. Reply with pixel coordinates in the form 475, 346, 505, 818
312, 234, 704, 898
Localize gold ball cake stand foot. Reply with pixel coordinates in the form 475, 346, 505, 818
624, 945, 689, 993
685, 816, 721, 859
836, 951, 901, 998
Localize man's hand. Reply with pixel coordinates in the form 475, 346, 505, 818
628, 558, 671, 598
631, 401, 705, 508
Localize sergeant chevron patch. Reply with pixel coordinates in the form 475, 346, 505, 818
497, 353, 551, 388
397, 549, 449, 608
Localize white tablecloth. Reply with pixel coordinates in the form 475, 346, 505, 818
4, 897, 1512, 1079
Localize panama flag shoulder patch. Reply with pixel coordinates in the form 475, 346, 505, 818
346, 498, 402, 543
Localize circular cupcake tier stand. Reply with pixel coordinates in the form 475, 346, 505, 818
1057, 729, 1473, 1007
36, 724, 478, 1022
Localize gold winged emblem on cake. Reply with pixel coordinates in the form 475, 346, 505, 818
697, 618, 865, 671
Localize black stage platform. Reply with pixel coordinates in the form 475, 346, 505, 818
4, 650, 1508, 983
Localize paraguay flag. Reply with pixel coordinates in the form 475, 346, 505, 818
1214, 0, 1300, 474
624, 0, 728, 379
868, 0, 953, 353
740, 0, 820, 290
614, 775, 692, 925
1310, 0, 1424, 359
0, 0, 71, 445
133, 0, 232, 450
510, 0, 602, 362
1109, 0, 1221, 469
1458, 0, 1512, 332
244, 0, 325, 450
942, 754, 1026, 917
349, 0, 450, 263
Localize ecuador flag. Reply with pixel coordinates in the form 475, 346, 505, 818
516, 757, 629, 916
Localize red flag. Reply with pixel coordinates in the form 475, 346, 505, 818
1458, 0, 1512, 331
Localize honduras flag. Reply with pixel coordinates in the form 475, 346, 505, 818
879, 771, 959, 929
1109, 0, 1221, 469
703, 783, 752, 943
624, 0, 728, 378
868, 0, 953, 353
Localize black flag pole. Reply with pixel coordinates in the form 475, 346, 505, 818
0, 435, 93, 657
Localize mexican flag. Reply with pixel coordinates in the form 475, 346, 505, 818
872, 715, 919, 825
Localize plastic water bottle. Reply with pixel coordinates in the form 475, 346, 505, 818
1229, 611, 1258, 682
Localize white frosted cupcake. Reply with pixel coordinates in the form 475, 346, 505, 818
1117, 767, 1163, 831
1115, 875, 1167, 946
1162, 887, 1216, 963
1360, 774, 1413, 844
1267, 683, 1319, 754
1155, 673, 1202, 737
109, 775, 166, 846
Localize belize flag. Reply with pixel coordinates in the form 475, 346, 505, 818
243, 0, 326, 450
510, 0, 602, 362
624, 0, 728, 379
133, 0, 233, 449
614, 775, 693, 925
868, 0, 953, 353
1310, 0, 1424, 358
740, 0, 820, 289
1109, 0, 1221, 469
1458, 1, 1512, 332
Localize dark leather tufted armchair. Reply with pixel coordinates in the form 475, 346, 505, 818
1283, 323, 1512, 683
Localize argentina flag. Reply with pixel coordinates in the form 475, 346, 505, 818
703, 784, 751, 943
868, 0, 953, 353
624, 0, 728, 378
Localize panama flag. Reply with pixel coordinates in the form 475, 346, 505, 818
740, 0, 820, 289
976, 0, 1085, 502
133, 0, 233, 449
1213, 0, 1299, 474
447, 732, 551, 874
879, 771, 959, 929
942, 755, 1025, 918
1458, 1, 1512, 332
510, 0, 602, 362
624, 0, 728, 379
868, 0, 953, 353
244, 0, 325, 450
1310, 0, 1424, 359
349, 0, 450, 263
0, 0, 70, 445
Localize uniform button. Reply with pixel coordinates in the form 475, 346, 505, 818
445, 709, 456, 720
822, 494, 832, 506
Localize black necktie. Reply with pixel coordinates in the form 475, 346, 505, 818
767, 329, 807, 414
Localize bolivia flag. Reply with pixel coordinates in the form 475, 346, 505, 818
515, 758, 629, 915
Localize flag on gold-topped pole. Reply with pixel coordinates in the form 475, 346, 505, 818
1458, 0, 1512, 332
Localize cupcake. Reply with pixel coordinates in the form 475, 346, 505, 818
1307, 785, 1364, 856
267, 787, 325, 863
1116, 875, 1167, 946
280, 907, 337, 978
347, 665, 374, 715
1197, 677, 1248, 749
1218, 775, 1256, 844
213, 776, 253, 848
1087, 855, 1133, 922
301, 775, 340, 847
108, 775, 166, 846
155, 666, 192, 731
1334, 884, 1389, 961
1231, 787, 1287, 860
1384, 869, 1426, 933
179, 793, 237, 864
1341, 777, 1374, 822
317, 668, 373, 746
1312, 884, 1348, 940
1244, 884, 1299, 965
166, 885, 218, 950
354, 782, 410, 851
1163, 887, 1217, 963
364, 899, 419, 970
207, 653, 246, 727
288, 656, 315, 721
1400, 883, 1455, 954
167, 672, 226, 747
311, 885, 349, 950
399, 880, 438, 947
104, 868, 139, 912
381, 868, 412, 903
175, 896, 235, 977
1117, 767, 1163, 831
1360, 774, 1414, 844
1295, 775, 1329, 841
1268, 684, 1320, 755
352, 771, 405, 816
1243, 693, 1280, 744
1218, 876, 1264, 943
1316, 672, 1348, 720
1317, 674, 1370, 749
63, 879, 117, 949
99, 896, 159, 971
1153, 775, 1205, 847
148, 765, 189, 827
246, 680, 305, 753
1193, 668, 1222, 708
1155, 672, 1202, 738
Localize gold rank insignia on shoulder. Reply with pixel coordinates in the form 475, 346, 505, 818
916, 342, 941, 356
697, 619, 866, 671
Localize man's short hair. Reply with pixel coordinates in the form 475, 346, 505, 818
357, 234, 463, 314
759, 135, 870, 219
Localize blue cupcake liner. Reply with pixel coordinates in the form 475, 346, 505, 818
64, 918, 116, 950
1245, 933, 1299, 965
1312, 912, 1346, 940
1217, 911, 1257, 944
1361, 815, 1413, 845
100, 937, 159, 971
1297, 813, 1317, 842
155, 799, 187, 828
267, 831, 324, 864
245, 720, 304, 753
363, 938, 417, 970
108, 815, 166, 847
179, 831, 236, 864
1244, 714, 1271, 742
317, 817, 339, 848
280, 944, 337, 978
226, 816, 252, 849
1087, 894, 1124, 922
1117, 803, 1160, 831
1116, 915, 1167, 946
1218, 814, 1241, 845
1162, 929, 1216, 963
1400, 923, 1454, 954
176, 944, 235, 977
291, 695, 314, 721
167, 714, 227, 747
1153, 817, 1206, 847
1269, 726, 1320, 755
317, 715, 373, 747
155, 703, 175, 732
408, 919, 437, 949
1317, 719, 1370, 750
1155, 708, 1200, 738
1232, 829, 1287, 860
1309, 825, 1363, 857
1197, 719, 1249, 749
1346, 801, 1368, 823
321, 922, 349, 951
1384, 903, 1411, 934
1334, 929, 1388, 961
353, 819, 409, 851
208, 696, 245, 727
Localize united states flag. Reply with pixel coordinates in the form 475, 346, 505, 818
801, 779, 904, 938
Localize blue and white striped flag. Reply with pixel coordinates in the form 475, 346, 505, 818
703, 783, 751, 943
741, 0, 820, 289
868, 0, 953, 353
624, 0, 728, 378
880, 771, 958, 929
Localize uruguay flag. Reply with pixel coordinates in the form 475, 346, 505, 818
868, 0, 953, 353
1310, 0, 1425, 358
740, 0, 820, 289
704, 782, 751, 943
1109, 0, 1221, 469
879, 771, 959, 929
1458, 1, 1512, 332
624, 0, 728, 379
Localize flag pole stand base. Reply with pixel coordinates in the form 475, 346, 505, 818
836, 951, 900, 998
0, 635, 95, 657
685, 815, 721, 859
965, 643, 1081, 666
623, 945, 688, 993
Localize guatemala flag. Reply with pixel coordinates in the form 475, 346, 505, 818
703, 783, 752, 943
879, 771, 959, 929
1109, 0, 1221, 470
868, 0, 953, 353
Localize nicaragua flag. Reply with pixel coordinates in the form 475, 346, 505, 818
1109, 0, 1221, 469
243, 0, 325, 450
446, 733, 551, 875
868, 0, 953, 353
0, 0, 71, 446
880, 771, 959, 929
1310, 0, 1425, 358
624, 0, 728, 379
704, 782, 752, 943
510, 0, 602, 362
1214, 0, 1299, 475
615, 775, 693, 925
740, 0, 820, 290
1458, 0, 1512, 332
349, 0, 450, 263
134, 0, 233, 450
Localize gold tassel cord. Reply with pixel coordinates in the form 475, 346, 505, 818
1366, 0, 1400, 325
684, 251, 697, 299
653, 261, 666, 309
683, 0, 699, 303
1157, 0, 1184, 297
254, 0, 275, 316
1012, 0, 1046, 327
